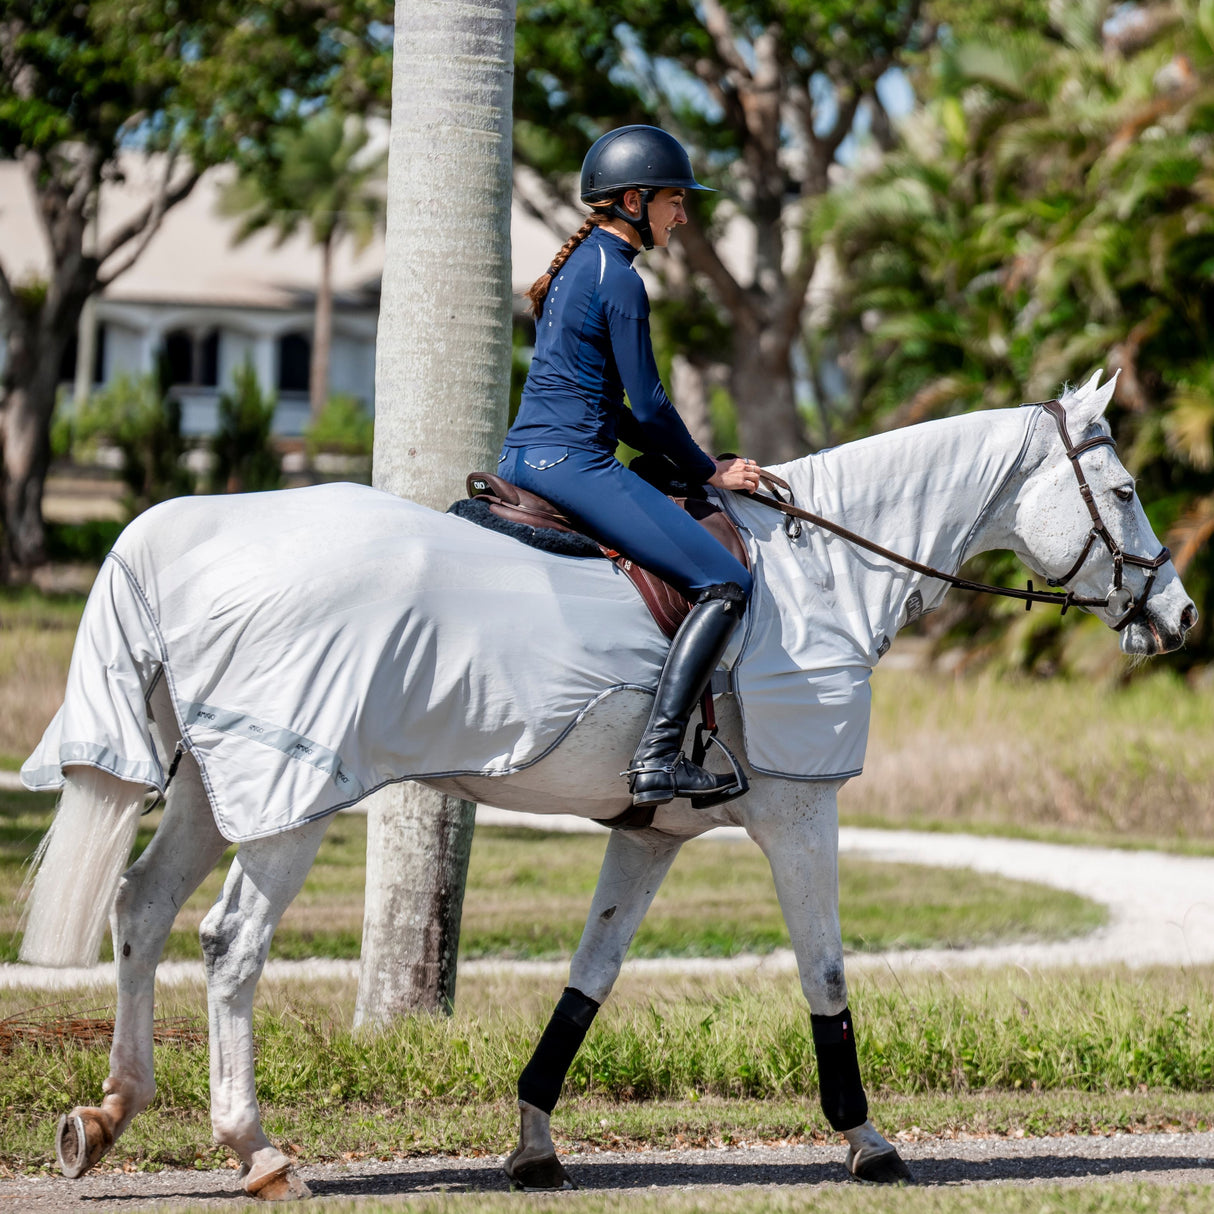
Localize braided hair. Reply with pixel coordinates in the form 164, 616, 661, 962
525, 211, 611, 320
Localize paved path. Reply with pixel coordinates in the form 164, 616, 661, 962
5, 800, 1214, 990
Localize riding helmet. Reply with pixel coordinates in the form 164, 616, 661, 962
579, 125, 713, 203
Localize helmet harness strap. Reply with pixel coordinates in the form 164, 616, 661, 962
605, 188, 657, 250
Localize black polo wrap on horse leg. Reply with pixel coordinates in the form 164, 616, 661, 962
810, 1008, 868, 1131
517, 987, 601, 1114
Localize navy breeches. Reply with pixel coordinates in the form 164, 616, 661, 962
498, 444, 753, 601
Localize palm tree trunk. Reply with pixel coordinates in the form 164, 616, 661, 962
309, 234, 334, 421
355, 0, 516, 1026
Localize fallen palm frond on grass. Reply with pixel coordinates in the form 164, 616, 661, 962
0, 1003, 205, 1053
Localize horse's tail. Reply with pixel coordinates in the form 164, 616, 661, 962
20, 767, 144, 967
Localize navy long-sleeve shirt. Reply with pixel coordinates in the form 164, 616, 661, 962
505, 227, 716, 482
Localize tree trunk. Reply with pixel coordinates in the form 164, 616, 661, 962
310, 235, 334, 421
355, 0, 515, 1026
670, 354, 716, 451
730, 321, 805, 464
1, 319, 66, 569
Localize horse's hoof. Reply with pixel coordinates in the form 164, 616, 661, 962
847, 1144, 913, 1184
245, 1155, 312, 1201
56, 1109, 114, 1179
504, 1152, 577, 1191
249, 1170, 311, 1201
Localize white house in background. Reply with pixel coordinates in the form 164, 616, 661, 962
0, 155, 563, 437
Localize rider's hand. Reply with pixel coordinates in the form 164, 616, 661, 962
709, 456, 762, 493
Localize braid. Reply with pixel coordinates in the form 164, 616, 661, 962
525, 213, 609, 320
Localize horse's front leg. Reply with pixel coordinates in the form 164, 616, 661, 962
746, 779, 912, 1185
505, 825, 683, 1191
200, 815, 330, 1201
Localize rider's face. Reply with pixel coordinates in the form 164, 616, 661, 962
615, 187, 687, 249
646, 188, 687, 248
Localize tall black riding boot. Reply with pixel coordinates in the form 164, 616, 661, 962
626, 582, 748, 810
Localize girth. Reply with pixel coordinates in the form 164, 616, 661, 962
462, 472, 750, 639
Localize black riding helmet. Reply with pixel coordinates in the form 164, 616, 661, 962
580, 125, 712, 250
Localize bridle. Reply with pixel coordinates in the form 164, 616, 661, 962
738, 400, 1172, 632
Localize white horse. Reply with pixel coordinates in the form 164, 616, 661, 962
18, 372, 1195, 1200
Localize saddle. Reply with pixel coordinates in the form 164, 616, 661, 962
459, 471, 750, 639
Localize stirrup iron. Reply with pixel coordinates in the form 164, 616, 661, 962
688, 732, 748, 809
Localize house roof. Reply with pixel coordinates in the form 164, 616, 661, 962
0, 154, 572, 313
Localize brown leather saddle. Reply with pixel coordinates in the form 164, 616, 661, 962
464, 472, 750, 639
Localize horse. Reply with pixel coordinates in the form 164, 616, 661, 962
17, 371, 1196, 1200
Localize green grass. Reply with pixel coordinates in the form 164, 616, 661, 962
0, 791, 1103, 964
7, 967, 1214, 1174
850, 665, 1214, 847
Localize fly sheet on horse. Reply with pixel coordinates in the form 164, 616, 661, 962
22, 405, 1038, 840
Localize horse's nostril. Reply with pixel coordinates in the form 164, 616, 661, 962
1181, 603, 1198, 631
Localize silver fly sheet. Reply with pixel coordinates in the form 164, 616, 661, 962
22, 407, 1035, 839
23, 484, 669, 840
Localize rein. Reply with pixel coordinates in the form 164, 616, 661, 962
736, 400, 1172, 632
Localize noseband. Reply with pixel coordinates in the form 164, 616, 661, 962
738, 400, 1171, 629
1031, 399, 1171, 631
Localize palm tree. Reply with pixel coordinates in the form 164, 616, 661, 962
219, 111, 386, 419
354, 0, 516, 1024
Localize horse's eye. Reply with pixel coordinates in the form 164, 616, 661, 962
1113, 485, 1135, 503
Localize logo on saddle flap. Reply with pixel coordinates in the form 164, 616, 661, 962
471, 479, 488, 493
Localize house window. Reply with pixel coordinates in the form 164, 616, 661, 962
278, 332, 310, 393
164, 330, 194, 385
164, 328, 221, 387
199, 330, 219, 387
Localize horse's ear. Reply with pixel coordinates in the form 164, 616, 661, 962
1064, 368, 1119, 430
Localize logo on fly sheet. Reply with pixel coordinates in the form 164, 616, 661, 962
902, 589, 925, 626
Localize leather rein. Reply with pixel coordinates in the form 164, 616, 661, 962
736, 399, 1172, 633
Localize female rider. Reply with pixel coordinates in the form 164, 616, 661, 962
499, 125, 760, 812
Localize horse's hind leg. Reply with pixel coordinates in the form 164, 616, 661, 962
57, 750, 229, 1177
200, 815, 329, 1201
506, 826, 683, 1191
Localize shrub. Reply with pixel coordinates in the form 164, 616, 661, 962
70, 373, 193, 514
209, 361, 282, 493
304, 394, 374, 458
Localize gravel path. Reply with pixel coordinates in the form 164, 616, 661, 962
4, 1132, 1214, 1208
